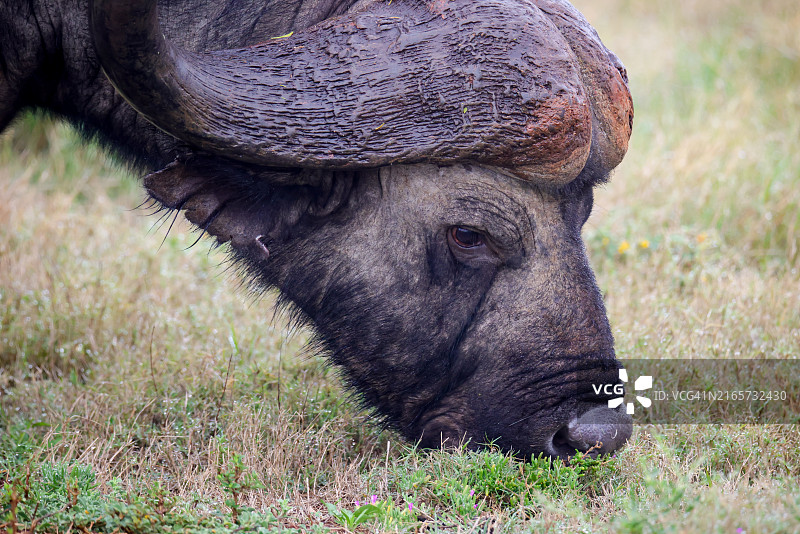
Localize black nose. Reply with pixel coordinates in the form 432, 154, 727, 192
549, 406, 632, 459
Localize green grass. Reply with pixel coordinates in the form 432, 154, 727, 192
2, 0, 800, 532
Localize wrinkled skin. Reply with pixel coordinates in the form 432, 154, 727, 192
1, 0, 632, 459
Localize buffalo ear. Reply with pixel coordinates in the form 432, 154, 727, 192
143, 156, 297, 258
143, 158, 216, 211
144, 156, 365, 253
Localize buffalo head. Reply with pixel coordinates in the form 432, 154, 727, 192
90, 0, 634, 459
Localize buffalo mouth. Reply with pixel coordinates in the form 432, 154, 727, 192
416, 401, 632, 460
409, 351, 634, 460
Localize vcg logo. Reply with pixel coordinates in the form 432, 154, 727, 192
592, 368, 653, 415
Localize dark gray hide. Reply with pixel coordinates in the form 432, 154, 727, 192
0, 0, 633, 459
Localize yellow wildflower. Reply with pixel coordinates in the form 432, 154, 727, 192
638, 239, 650, 249
696, 232, 708, 243
617, 240, 630, 254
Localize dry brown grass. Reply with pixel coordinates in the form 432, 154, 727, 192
2, 0, 800, 532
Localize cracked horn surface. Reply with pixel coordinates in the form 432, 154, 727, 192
91, 0, 632, 186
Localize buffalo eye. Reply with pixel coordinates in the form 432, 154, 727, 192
450, 227, 484, 248
447, 226, 497, 266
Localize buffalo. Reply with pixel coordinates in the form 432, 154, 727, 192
1, 0, 634, 459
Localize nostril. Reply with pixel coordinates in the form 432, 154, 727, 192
548, 406, 632, 459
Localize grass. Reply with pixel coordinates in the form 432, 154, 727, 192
1, 0, 799, 531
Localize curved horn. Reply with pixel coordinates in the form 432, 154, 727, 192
91, 0, 631, 185
533, 0, 634, 179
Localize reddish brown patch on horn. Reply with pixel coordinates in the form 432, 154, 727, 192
509, 93, 592, 184
427, 0, 449, 18
533, 0, 634, 176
